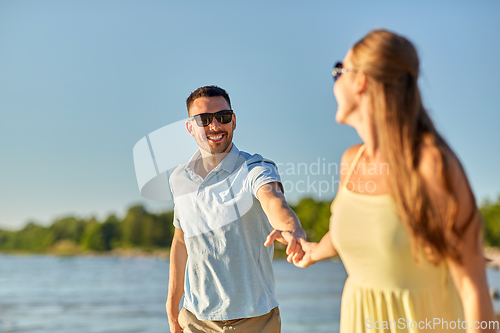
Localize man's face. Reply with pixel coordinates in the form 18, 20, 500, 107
186, 96, 236, 154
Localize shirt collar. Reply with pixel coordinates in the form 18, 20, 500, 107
219, 144, 240, 173
186, 150, 201, 173
184, 143, 240, 175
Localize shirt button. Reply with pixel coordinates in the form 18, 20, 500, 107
200, 184, 204, 188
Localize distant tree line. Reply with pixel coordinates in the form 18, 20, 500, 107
0, 205, 174, 253
0, 196, 499, 253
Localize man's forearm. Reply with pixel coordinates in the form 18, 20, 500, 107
258, 182, 304, 232
259, 182, 306, 260
266, 196, 304, 233
166, 234, 188, 328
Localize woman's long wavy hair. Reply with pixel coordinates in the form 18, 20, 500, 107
350, 29, 476, 264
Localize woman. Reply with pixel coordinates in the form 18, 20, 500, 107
294, 30, 496, 332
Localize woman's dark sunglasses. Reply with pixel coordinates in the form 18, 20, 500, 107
332, 62, 356, 82
191, 110, 234, 127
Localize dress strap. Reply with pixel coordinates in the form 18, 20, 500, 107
342, 144, 366, 190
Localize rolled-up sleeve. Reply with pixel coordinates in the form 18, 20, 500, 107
247, 161, 282, 199
173, 204, 181, 228
169, 180, 182, 229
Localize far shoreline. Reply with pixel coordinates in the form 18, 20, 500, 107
1, 246, 500, 267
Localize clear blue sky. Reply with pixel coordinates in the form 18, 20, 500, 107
1, 0, 499, 229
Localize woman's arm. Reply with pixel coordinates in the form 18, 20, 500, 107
446, 213, 496, 332
419, 146, 496, 332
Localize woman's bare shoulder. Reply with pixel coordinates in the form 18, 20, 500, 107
340, 143, 364, 166
338, 144, 364, 186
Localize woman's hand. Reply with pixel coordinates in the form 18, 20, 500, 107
292, 239, 318, 268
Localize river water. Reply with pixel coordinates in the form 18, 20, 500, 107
0, 255, 498, 333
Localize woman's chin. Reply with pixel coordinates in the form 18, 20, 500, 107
335, 112, 347, 125
335, 110, 358, 127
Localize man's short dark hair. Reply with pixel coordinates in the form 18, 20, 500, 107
186, 85, 231, 115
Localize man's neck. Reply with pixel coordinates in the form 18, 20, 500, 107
195, 143, 233, 179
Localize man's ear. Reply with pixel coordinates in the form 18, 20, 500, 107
186, 119, 195, 137
232, 114, 236, 131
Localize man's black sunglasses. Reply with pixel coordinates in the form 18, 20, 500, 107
191, 110, 234, 127
332, 62, 357, 82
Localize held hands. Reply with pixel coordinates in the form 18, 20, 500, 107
264, 230, 319, 268
293, 239, 318, 268
264, 228, 307, 263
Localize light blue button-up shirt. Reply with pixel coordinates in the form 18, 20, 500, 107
169, 144, 281, 321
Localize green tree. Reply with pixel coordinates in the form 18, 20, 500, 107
101, 214, 121, 250
12, 222, 55, 252
480, 195, 500, 248
120, 205, 173, 249
141, 214, 156, 248
121, 205, 148, 248
49, 217, 85, 243
155, 211, 174, 247
291, 197, 331, 242
0, 229, 15, 250
81, 218, 106, 251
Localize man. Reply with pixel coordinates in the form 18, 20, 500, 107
166, 85, 306, 333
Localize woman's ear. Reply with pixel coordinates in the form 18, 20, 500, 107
355, 71, 368, 95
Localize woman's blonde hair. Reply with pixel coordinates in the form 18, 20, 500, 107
350, 29, 476, 264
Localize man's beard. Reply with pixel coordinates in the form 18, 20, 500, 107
197, 130, 233, 155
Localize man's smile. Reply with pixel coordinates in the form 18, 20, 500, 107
207, 133, 225, 143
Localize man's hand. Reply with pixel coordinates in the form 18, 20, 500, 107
264, 229, 306, 262
166, 307, 182, 333
166, 228, 187, 333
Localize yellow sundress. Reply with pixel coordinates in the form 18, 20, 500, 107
330, 144, 464, 333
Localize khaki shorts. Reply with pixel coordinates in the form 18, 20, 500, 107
178, 307, 281, 333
